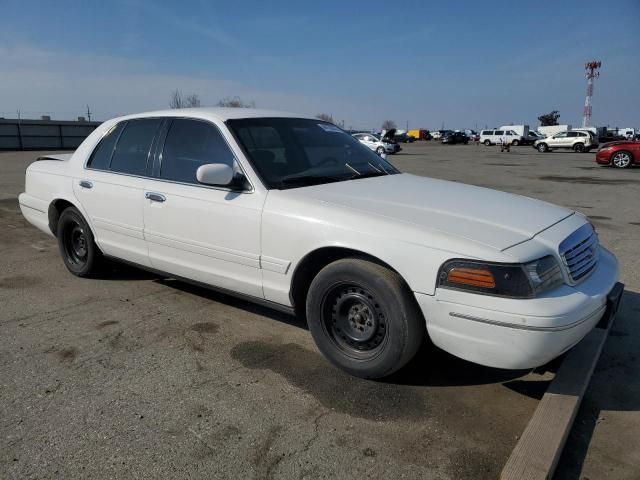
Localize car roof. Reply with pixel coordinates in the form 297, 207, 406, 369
110, 107, 316, 123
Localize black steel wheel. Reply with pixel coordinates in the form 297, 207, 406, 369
306, 257, 425, 379
322, 283, 388, 359
57, 206, 103, 277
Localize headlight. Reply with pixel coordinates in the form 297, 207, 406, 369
437, 256, 564, 298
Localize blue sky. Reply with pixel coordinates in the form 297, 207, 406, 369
1, 0, 638, 130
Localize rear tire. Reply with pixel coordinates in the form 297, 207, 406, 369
306, 258, 425, 379
56, 206, 103, 277
611, 151, 632, 168
537, 143, 548, 153
573, 143, 585, 153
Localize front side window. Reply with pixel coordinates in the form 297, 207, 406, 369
87, 122, 125, 170
160, 119, 236, 183
554, 132, 568, 138
110, 119, 162, 176
495, 130, 504, 135
228, 118, 399, 190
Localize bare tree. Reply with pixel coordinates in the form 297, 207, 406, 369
169, 89, 184, 109
316, 113, 335, 124
217, 96, 255, 108
381, 120, 397, 130
170, 90, 201, 108
185, 94, 201, 108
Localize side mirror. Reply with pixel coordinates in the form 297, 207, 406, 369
196, 163, 234, 186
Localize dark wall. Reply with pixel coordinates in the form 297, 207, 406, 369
0, 119, 102, 150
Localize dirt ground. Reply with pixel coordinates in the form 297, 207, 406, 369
0, 143, 638, 479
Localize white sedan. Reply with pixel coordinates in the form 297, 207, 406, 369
19, 108, 623, 379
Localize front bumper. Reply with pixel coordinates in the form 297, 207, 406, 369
415, 248, 621, 369
595, 149, 612, 164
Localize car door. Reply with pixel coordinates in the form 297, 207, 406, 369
549, 131, 569, 148
73, 118, 162, 267
142, 117, 265, 298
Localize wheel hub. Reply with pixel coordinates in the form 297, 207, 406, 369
65, 223, 88, 264
325, 286, 387, 354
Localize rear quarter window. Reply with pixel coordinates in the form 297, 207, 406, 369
87, 123, 125, 170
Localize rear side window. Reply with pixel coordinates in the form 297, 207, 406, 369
495, 130, 504, 135
87, 123, 124, 170
481, 130, 492, 135
110, 119, 162, 176
160, 119, 236, 184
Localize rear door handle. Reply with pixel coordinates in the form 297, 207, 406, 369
79, 180, 93, 189
145, 192, 166, 203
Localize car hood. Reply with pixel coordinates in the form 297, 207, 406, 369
382, 129, 396, 140
288, 173, 574, 251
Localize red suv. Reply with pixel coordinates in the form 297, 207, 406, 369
595, 141, 640, 168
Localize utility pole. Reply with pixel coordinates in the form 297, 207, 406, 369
582, 60, 601, 128
86, 104, 92, 122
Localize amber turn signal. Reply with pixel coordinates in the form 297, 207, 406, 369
447, 267, 496, 289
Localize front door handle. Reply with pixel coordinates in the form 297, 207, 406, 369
79, 180, 93, 189
145, 192, 166, 203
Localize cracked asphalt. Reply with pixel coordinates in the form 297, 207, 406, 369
1, 144, 638, 479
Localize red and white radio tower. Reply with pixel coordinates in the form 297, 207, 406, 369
582, 60, 601, 128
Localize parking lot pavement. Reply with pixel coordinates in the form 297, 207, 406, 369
0, 146, 638, 479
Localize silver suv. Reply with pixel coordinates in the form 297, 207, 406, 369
534, 130, 598, 153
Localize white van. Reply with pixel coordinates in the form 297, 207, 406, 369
479, 129, 525, 146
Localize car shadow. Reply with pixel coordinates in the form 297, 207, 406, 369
153, 277, 308, 331
134, 269, 544, 392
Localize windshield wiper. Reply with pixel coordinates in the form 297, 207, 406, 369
345, 161, 388, 180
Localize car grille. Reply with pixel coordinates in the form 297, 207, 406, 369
559, 224, 599, 283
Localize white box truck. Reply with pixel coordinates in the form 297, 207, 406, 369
538, 125, 571, 138
499, 125, 530, 138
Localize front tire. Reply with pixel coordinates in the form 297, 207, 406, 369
537, 143, 548, 153
512, 140, 519, 146
484, 140, 491, 146
611, 151, 632, 168
56, 206, 103, 277
376, 146, 385, 155
306, 258, 425, 379
573, 143, 585, 153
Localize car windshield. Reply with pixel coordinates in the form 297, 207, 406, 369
227, 118, 400, 190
